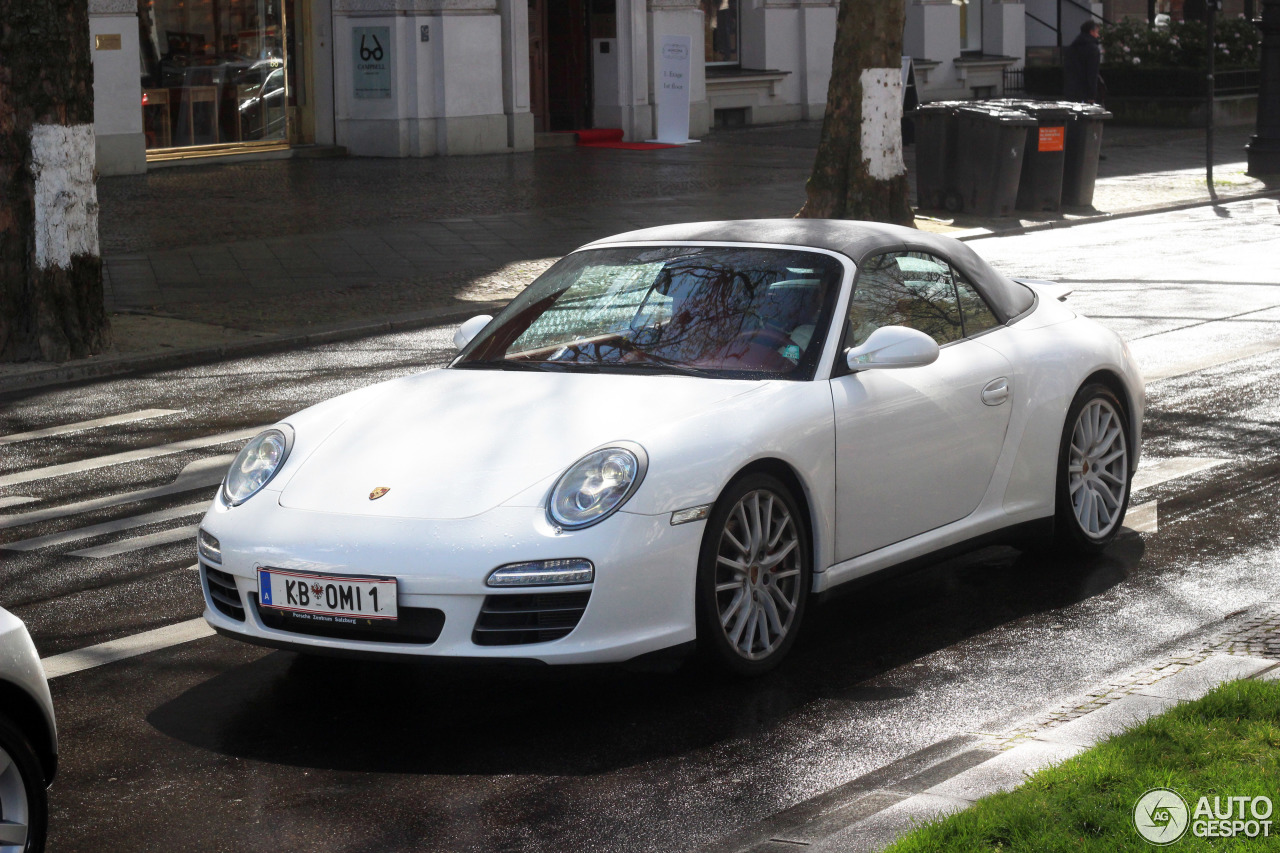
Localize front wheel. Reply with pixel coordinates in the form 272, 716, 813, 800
1054, 383, 1131, 554
696, 474, 811, 676
0, 712, 48, 853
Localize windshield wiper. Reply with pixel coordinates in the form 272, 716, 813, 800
453, 359, 598, 373
598, 361, 713, 379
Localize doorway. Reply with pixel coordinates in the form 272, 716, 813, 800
529, 0, 592, 131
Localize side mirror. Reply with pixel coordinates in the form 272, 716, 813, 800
845, 326, 940, 370
453, 315, 493, 351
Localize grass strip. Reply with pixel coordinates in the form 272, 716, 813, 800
884, 676, 1280, 852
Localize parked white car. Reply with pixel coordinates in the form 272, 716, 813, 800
199, 220, 1143, 674
0, 608, 56, 852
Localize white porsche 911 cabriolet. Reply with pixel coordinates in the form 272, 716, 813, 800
198, 220, 1143, 674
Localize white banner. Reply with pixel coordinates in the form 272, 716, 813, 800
650, 35, 694, 144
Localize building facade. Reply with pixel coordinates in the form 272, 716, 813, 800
90, 0, 1036, 175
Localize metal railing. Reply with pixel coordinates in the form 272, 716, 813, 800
1215, 68, 1260, 95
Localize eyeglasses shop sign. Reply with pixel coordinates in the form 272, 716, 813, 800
353, 26, 391, 99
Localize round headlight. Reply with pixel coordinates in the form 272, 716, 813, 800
548, 445, 647, 529
223, 427, 293, 506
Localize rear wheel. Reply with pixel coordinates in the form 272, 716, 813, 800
1054, 383, 1131, 554
696, 474, 810, 675
0, 712, 47, 853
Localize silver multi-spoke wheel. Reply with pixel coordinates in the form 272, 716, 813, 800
1067, 396, 1129, 540
0, 743, 30, 852
713, 488, 803, 661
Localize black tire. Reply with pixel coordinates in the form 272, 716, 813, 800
1053, 383, 1132, 555
696, 473, 811, 676
0, 712, 48, 853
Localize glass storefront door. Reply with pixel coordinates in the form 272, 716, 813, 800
138, 0, 290, 152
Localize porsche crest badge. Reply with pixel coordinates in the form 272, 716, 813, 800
369, 487, 391, 500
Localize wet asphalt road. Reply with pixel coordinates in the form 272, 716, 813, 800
2, 200, 1279, 852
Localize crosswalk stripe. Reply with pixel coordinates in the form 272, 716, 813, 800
1132, 456, 1228, 493
3, 501, 210, 552
0, 409, 183, 447
1125, 501, 1158, 534
0, 497, 35, 510
41, 613, 213, 680
0, 454, 233, 531
68, 524, 200, 559
0, 425, 261, 489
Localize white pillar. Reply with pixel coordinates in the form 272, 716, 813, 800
498, 0, 534, 150
89, 0, 146, 175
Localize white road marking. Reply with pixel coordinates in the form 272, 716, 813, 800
0, 426, 260, 488
0, 408, 182, 447
1125, 501, 1158, 534
1137, 339, 1280, 382
41, 613, 213, 680
0, 454, 233, 531
0, 497, 35, 510
3, 501, 209, 552
68, 524, 200, 559
1132, 457, 1228, 493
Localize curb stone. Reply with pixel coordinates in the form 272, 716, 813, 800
699, 599, 1280, 853
954, 188, 1280, 242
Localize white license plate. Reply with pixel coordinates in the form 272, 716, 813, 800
257, 569, 398, 620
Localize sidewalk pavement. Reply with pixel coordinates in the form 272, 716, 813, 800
701, 598, 1280, 853
0, 121, 1276, 393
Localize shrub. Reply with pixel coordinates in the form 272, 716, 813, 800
1100, 17, 1259, 69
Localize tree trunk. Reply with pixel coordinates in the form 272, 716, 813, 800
797, 0, 914, 225
0, 0, 111, 362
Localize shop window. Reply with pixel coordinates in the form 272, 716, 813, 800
703, 0, 739, 65
137, 0, 289, 151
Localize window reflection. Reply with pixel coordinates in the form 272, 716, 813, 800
459, 247, 844, 379
138, 0, 289, 150
846, 252, 964, 346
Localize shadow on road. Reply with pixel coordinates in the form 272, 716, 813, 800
147, 536, 1142, 776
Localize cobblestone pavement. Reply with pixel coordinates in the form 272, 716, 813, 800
989, 594, 1280, 749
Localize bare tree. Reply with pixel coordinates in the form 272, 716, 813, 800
797, 0, 914, 225
0, 0, 111, 362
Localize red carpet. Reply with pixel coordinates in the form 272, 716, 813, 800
573, 128, 679, 150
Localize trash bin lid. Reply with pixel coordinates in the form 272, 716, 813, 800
984, 98, 1072, 119
955, 104, 1036, 125
1065, 103, 1113, 120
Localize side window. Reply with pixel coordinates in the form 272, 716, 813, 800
845, 251, 963, 347
952, 268, 1002, 337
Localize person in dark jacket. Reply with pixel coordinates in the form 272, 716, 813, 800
1063, 20, 1103, 103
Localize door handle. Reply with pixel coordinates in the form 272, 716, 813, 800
981, 378, 1010, 406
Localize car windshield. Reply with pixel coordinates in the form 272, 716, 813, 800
454, 246, 845, 380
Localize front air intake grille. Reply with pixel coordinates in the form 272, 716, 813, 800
251, 596, 445, 645
203, 564, 245, 621
472, 591, 591, 646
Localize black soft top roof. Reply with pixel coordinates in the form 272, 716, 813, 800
584, 219, 1036, 322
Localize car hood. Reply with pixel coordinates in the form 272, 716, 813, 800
277, 367, 758, 519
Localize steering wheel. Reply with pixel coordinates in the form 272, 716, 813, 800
732, 327, 794, 351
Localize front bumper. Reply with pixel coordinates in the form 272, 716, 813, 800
199, 497, 704, 664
